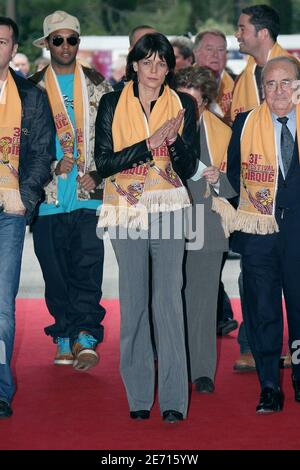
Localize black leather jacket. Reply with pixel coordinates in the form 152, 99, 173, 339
94, 86, 198, 181
12, 69, 55, 223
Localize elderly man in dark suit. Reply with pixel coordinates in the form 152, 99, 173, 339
227, 55, 300, 413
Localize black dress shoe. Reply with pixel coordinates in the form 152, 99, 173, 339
0, 400, 13, 419
195, 376, 215, 393
292, 377, 300, 402
162, 410, 183, 423
256, 387, 283, 414
130, 410, 150, 420
217, 319, 238, 336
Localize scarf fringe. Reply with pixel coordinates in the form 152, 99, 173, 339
234, 210, 279, 235
139, 187, 190, 213
0, 189, 25, 212
99, 187, 190, 229
211, 197, 237, 238
98, 204, 149, 230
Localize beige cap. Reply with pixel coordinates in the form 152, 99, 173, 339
33, 10, 80, 48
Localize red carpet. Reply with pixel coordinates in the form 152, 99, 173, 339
0, 298, 299, 450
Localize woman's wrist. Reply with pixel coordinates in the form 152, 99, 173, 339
165, 135, 177, 146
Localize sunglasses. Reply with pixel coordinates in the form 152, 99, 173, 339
51, 35, 79, 47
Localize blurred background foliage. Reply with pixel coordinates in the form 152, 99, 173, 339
0, 0, 299, 62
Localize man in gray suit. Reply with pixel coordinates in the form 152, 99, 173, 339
175, 66, 236, 392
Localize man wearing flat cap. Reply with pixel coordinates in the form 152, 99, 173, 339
30, 11, 112, 371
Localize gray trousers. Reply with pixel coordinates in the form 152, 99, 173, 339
110, 212, 188, 416
185, 250, 223, 382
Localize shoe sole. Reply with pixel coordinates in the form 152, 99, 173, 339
233, 365, 256, 372
130, 411, 150, 420
73, 349, 99, 371
256, 408, 282, 414
234, 356, 290, 372
163, 417, 183, 423
54, 359, 74, 365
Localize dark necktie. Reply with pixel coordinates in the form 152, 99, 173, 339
254, 65, 264, 103
277, 116, 294, 176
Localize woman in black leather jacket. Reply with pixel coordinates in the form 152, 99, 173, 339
95, 33, 197, 423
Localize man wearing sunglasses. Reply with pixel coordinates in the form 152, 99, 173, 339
30, 11, 112, 372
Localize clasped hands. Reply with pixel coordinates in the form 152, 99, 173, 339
55, 156, 97, 192
148, 108, 185, 149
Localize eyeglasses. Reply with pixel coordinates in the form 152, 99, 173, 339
264, 79, 294, 92
51, 36, 79, 47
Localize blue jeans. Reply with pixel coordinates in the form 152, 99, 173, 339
0, 211, 26, 404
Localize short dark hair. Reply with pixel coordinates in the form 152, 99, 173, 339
171, 37, 194, 61
129, 25, 155, 47
174, 66, 218, 106
0, 16, 19, 44
241, 4, 280, 42
126, 33, 176, 85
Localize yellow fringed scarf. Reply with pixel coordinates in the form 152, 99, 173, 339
230, 43, 290, 122
99, 81, 190, 229
202, 110, 231, 171
0, 70, 24, 212
217, 70, 234, 121
44, 62, 87, 176
201, 110, 236, 237
235, 101, 300, 234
